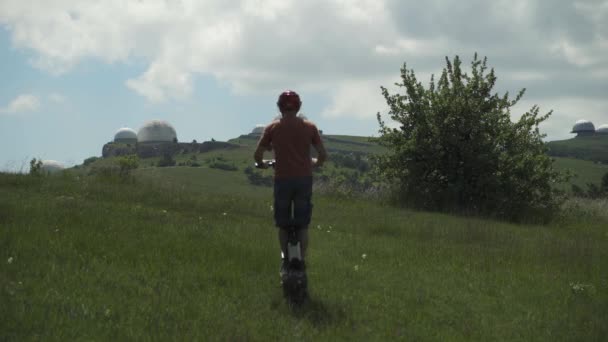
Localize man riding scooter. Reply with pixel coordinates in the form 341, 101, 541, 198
254, 90, 327, 300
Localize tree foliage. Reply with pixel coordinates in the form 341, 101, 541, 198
374, 54, 567, 221
116, 155, 139, 177
29, 158, 43, 176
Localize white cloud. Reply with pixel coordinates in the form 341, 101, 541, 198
1, 94, 40, 114
322, 78, 402, 120
0, 0, 606, 126
126, 62, 193, 102
374, 38, 447, 57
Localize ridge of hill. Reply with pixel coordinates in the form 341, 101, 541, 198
79, 134, 607, 191
547, 135, 608, 164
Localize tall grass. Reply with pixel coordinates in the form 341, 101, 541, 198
1, 171, 607, 340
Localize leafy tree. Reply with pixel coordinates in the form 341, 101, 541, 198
374, 54, 567, 221
29, 158, 43, 176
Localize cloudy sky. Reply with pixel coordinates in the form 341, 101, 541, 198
1, 0, 606, 171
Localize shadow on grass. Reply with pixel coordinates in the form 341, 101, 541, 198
288, 296, 347, 328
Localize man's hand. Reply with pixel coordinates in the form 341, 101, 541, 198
254, 144, 267, 168
312, 142, 327, 168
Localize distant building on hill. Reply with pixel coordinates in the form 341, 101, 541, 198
40, 160, 65, 174
102, 119, 238, 158
597, 124, 608, 135
571, 120, 595, 136
114, 127, 137, 144
138, 120, 178, 143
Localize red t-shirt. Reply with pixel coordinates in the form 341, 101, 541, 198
257, 116, 322, 179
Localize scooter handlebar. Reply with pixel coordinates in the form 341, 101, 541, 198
255, 159, 276, 169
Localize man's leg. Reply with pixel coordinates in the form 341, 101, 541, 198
297, 227, 308, 259
278, 228, 288, 258
279, 227, 307, 259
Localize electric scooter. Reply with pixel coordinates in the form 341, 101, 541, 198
255, 159, 309, 304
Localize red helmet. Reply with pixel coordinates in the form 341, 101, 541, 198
277, 90, 301, 111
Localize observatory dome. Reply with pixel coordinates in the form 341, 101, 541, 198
40, 160, 64, 174
571, 120, 595, 133
137, 120, 177, 143
597, 124, 608, 134
251, 124, 265, 135
114, 127, 137, 143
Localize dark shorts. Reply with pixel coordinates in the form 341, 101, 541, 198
273, 176, 313, 229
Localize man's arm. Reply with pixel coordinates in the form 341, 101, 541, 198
254, 144, 267, 168
312, 142, 327, 167
254, 125, 272, 168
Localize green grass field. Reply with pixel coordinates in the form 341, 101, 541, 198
2, 168, 607, 340
552, 157, 608, 190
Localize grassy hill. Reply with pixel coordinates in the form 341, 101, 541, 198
82, 134, 607, 196
553, 157, 608, 190
547, 135, 608, 164
2, 168, 607, 340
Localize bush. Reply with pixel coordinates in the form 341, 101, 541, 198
88, 155, 139, 183
330, 152, 370, 172
185, 155, 201, 167
209, 159, 237, 171
244, 166, 272, 186
571, 172, 608, 199
117, 155, 139, 177
374, 54, 568, 222
157, 153, 176, 167
83, 156, 100, 166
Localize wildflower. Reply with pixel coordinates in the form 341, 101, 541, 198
199, 216, 202, 220
162, 210, 167, 214
7, 257, 13, 264
570, 282, 595, 294
223, 212, 227, 216
270, 205, 273, 211
362, 254, 367, 260
327, 230, 330, 233
105, 308, 111, 317
354, 265, 359, 271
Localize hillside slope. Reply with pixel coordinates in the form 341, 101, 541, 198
547, 135, 608, 163
78, 134, 608, 193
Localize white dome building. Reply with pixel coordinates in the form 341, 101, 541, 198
597, 124, 608, 134
40, 160, 64, 174
571, 120, 595, 137
137, 120, 177, 143
114, 127, 137, 143
251, 124, 265, 135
